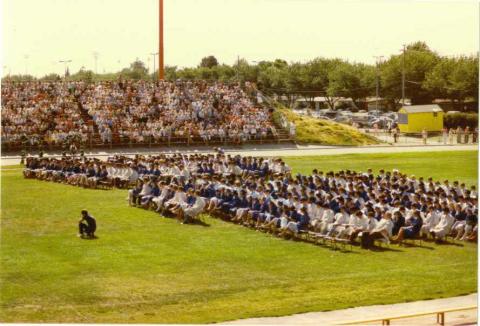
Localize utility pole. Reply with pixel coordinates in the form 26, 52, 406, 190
24, 55, 29, 75
93, 51, 99, 74
236, 55, 240, 83
151, 52, 158, 81
158, 0, 164, 80
401, 44, 406, 106
59, 59, 72, 79
373, 55, 384, 111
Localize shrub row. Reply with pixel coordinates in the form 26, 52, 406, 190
444, 113, 478, 129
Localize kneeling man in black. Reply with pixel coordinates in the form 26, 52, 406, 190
78, 209, 97, 238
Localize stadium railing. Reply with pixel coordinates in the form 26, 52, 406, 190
2, 130, 294, 153
337, 305, 477, 326
361, 129, 478, 145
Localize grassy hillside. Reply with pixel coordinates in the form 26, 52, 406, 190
1, 151, 477, 323
275, 107, 380, 145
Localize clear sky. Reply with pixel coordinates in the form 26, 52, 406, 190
2, 0, 478, 77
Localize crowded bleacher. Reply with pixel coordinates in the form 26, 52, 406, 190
23, 151, 478, 249
1, 81, 89, 146
2, 80, 284, 149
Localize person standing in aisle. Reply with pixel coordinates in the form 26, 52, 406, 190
422, 128, 428, 145
456, 126, 463, 144
442, 127, 448, 145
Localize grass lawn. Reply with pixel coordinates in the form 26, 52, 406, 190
0, 150, 477, 323
284, 150, 478, 187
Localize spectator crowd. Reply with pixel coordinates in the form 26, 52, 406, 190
23, 152, 478, 249
1, 80, 280, 148
1, 81, 89, 146
79, 80, 277, 144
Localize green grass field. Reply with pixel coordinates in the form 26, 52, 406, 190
284, 150, 478, 187
0, 151, 477, 323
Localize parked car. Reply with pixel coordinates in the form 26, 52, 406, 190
350, 112, 370, 127
335, 115, 352, 124
369, 117, 394, 129
384, 112, 398, 120
368, 110, 382, 117
319, 110, 338, 119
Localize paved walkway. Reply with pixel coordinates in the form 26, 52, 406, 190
1, 144, 477, 166
220, 293, 477, 325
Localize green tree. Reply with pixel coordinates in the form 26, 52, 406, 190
213, 64, 236, 82
328, 62, 376, 108
67, 68, 94, 83
1, 74, 36, 83
164, 65, 178, 81
285, 62, 307, 107
273, 59, 288, 69
39, 73, 62, 82
257, 64, 287, 91
304, 58, 342, 109
381, 41, 439, 105
176, 67, 198, 80
233, 58, 257, 84
197, 66, 217, 81
424, 55, 479, 106
199, 55, 219, 68
119, 59, 149, 80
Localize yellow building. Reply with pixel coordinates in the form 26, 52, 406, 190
397, 105, 444, 133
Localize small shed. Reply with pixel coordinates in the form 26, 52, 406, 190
397, 105, 444, 133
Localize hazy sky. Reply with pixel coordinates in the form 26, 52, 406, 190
2, 0, 478, 77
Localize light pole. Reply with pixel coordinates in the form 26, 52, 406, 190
93, 51, 99, 74
373, 55, 384, 111
401, 44, 406, 106
158, 0, 164, 80
59, 60, 72, 78
236, 55, 240, 83
24, 55, 29, 75
150, 52, 158, 81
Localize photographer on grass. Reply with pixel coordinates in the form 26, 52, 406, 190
78, 209, 96, 238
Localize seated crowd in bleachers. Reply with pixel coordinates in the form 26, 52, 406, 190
23, 152, 478, 248
1, 81, 89, 145
1, 80, 279, 147
79, 80, 277, 144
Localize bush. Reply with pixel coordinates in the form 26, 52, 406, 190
444, 113, 478, 129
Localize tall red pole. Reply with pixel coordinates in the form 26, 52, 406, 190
159, 0, 164, 80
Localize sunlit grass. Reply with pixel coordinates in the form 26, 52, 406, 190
0, 150, 477, 323
275, 107, 380, 145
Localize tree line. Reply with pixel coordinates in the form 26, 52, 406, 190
3, 41, 478, 111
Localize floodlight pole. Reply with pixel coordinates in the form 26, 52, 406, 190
401, 44, 406, 105
24, 55, 29, 75
93, 52, 99, 74
373, 55, 384, 111
151, 52, 158, 81
59, 59, 72, 79
158, 0, 164, 80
